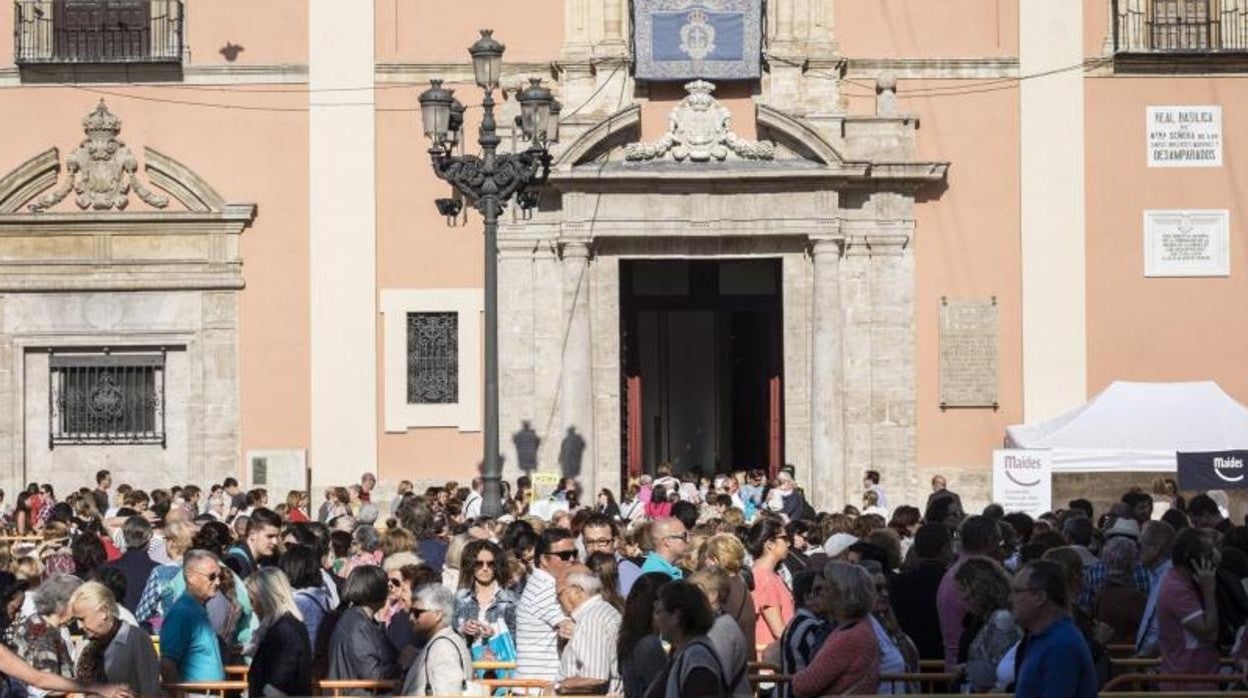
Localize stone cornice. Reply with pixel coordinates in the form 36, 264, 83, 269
0, 63, 308, 87
844, 57, 1019, 80
376, 61, 555, 85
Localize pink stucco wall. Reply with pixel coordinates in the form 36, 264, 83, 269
376, 0, 564, 63
836, 0, 1018, 58
1085, 76, 1248, 401
184, 0, 307, 66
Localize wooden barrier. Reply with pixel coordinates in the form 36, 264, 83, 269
1103, 673, 1246, 692
471, 660, 518, 671
479, 677, 554, 692
316, 678, 399, 696
161, 680, 247, 697
223, 665, 248, 678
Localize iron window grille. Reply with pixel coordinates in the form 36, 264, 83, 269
48, 348, 166, 448
407, 312, 459, 404
13, 0, 183, 65
1114, 0, 1248, 52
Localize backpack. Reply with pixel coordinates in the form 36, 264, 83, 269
311, 600, 345, 681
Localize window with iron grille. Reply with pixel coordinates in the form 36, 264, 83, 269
407, 312, 458, 404
13, 0, 184, 66
49, 349, 166, 447
1114, 0, 1248, 54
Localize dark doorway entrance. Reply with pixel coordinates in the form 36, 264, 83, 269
621, 259, 783, 481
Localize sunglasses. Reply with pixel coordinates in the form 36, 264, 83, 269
410, 607, 432, 618
190, 570, 221, 583
545, 550, 577, 561
388, 578, 402, 588
473, 559, 497, 569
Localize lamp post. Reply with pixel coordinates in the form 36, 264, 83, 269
418, 30, 557, 517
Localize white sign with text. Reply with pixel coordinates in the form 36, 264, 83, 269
1147, 106, 1222, 167
992, 449, 1052, 517
1144, 209, 1230, 277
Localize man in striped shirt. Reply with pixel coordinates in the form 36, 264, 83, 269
555, 565, 623, 694
516, 528, 577, 684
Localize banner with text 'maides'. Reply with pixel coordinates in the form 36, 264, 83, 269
992, 449, 1052, 517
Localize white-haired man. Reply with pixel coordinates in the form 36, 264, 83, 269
554, 565, 622, 694
402, 584, 473, 696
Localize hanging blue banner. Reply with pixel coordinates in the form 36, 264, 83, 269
634, 0, 762, 81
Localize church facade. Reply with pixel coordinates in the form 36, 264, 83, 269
0, 1, 1245, 511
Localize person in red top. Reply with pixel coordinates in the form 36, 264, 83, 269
748, 518, 796, 649
792, 562, 880, 696
1157, 527, 1220, 691
285, 490, 310, 523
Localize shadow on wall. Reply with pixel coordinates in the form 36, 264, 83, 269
513, 420, 540, 474
559, 427, 586, 480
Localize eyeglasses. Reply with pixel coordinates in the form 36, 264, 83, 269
584, 538, 614, 548
189, 570, 221, 583
473, 559, 497, 569
545, 550, 577, 561
410, 607, 431, 618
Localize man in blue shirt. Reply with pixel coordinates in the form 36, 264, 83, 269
1011, 559, 1097, 698
640, 518, 687, 579
159, 550, 225, 683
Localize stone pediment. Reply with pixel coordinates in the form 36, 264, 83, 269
0, 101, 249, 216
552, 81, 948, 188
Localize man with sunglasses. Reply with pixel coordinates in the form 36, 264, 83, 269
159, 550, 225, 685
640, 518, 688, 580
515, 528, 576, 685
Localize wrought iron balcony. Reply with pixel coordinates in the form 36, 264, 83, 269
1113, 0, 1248, 71
14, 0, 183, 66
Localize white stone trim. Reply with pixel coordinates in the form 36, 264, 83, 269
380, 289, 483, 433
309, 0, 376, 483
1020, 0, 1087, 421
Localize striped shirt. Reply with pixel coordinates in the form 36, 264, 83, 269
779, 608, 831, 698
515, 567, 566, 681
558, 595, 622, 693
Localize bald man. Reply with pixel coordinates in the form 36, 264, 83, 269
640, 518, 687, 579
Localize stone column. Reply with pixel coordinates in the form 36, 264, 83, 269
559, 240, 595, 491
810, 238, 846, 512
497, 237, 536, 484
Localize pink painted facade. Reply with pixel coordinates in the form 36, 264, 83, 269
0, 0, 1240, 505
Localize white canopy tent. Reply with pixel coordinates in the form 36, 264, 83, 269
1004, 381, 1248, 473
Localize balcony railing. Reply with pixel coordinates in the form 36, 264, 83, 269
14, 0, 182, 65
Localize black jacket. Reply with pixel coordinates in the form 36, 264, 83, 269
250, 613, 313, 698
103, 549, 159, 613
327, 605, 399, 695
888, 559, 947, 660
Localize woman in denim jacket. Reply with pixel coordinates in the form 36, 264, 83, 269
452, 540, 518, 646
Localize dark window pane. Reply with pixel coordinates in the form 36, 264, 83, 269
50, 352, 164, 445
407, 312, 459, 404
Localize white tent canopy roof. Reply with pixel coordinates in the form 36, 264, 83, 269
1004, 381, 1248, 472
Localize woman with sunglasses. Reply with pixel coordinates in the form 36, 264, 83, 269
452, 540, 518, 645
747, 518, 795, 651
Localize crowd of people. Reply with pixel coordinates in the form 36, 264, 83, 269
0, 466, 1238, 696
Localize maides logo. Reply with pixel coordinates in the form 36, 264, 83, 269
1003, 454, 1043, 487
1213, 456, 1245, 483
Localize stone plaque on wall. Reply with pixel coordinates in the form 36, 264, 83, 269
1147, 106, 1222, 168
939, 298, 998, 409
1144, 209, 1230, 277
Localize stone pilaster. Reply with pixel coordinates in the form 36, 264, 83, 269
782, 252, 813, 481
589, 254, 621, 497
559, 240, 595, 486
810, 237, 846, 511
498, 236, 536, 482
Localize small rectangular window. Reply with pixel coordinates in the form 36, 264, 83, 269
406, 312, 458, 404
49, 350, 166, 447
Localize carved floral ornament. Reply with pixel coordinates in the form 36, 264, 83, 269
625, 80, 775, 162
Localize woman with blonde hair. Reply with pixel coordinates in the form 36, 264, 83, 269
380, 526, 417, 560
245, 567, 313, 697
286, 490, 310, 523
442, 534, 470, 592
68, 582, 159, 698
699, 533, 756, 645
134, 519, 197, 629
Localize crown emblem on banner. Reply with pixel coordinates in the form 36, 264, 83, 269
680, 8, 716, 61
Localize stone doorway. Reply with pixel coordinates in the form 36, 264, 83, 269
620, 258, 783, 480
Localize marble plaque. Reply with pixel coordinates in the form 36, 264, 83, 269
1144, 209, 1230, 277
939, 299, 998, 409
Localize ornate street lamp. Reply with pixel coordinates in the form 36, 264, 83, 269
418, 30, 555, 518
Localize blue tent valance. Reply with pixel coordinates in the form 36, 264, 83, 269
634, 0, 763, 81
